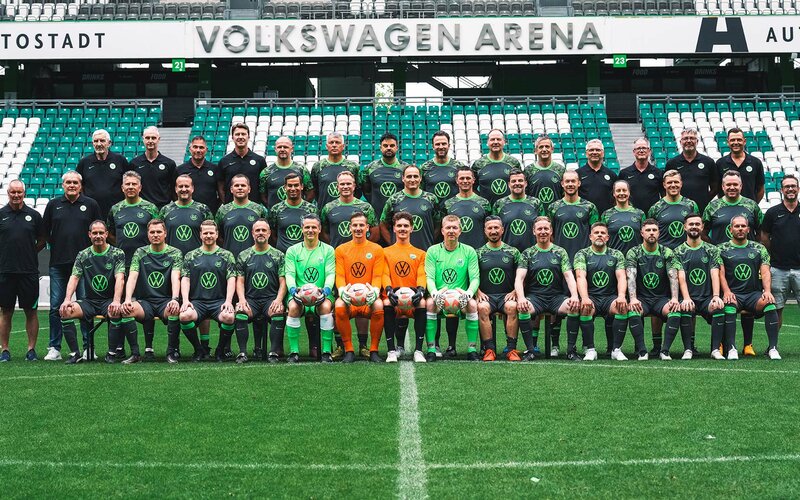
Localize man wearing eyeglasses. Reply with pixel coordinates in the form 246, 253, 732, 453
618, 138, 663, 215
665, 128, 718, 214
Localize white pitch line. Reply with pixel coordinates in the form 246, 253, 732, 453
0, 458, 396, 472
445, 359, 800, 375
397, 362, 428, 500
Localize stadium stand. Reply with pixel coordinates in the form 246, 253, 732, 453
189, 96, 619, 171
2, 1, 226, 22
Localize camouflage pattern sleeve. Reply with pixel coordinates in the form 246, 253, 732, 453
144, 200, 160, 219
365, 204, 378, 227
258, 202, 269, 219
690, 198, 699, 215
753, 200, 765, 226
600, 207, 611, 224
112, 247, 126, 275
665, 247, 682, 270
625, 246, 639, 269
71, 249, 87, 277
299, 164, 313, 191
518, 247, 530, 268
276, 249, 285, 277
181, 249, 195, 278
612, 249, 626, 270
708, 244, 721, 269
480, 196, 492, 215
647, 200, 659, 220
259, 168, 269, 197
573, 248, 587, 271
199, 203, 213, 221
214, 203, 227, 226
158, 204, 170, 220
223, 249, 237, 280
511, 246, 521, 265
757, 242, 771, 266
309, 161, 321, 192
701, 199, 714, 224
129, 247, 145, 273
167, 246, 183, 270
107, 202, 119, 236
380, 192, 398, 224
359, 162, 374, 203
235, 250, 248, 276
557, 246, 573, 272
588, 202, 599, 224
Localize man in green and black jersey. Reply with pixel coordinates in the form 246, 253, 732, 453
703, 170, 763, 245
443, 166, 490, 249
524, 134, 565, 213
160, 174, 214, 255
320, 170, 379, 247
381, 165, 440, 250
107, 171, 160, 269
268, 172, 318, 254
259, 136, 314, 208
547, 169, 599, 260
648, 170, 699, 250
235, 219, 287, 363
360, 133, 408, 221
216, 174, 269, 257
310, 132, 361, 211
419, 130, 465, 208
471, 129, 522, 206
493, 169, 542, 253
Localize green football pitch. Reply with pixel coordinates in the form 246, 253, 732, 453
1, 309, 799, 499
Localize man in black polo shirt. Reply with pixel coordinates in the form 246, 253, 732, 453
665, 128, 718, 214
130, 126, 176, 209
761, 174, 800, 330
217, 123, 267, 204
577, 138, 617, 215
715, 127, 765, 202
618, 137, 663, 214
0, 180, 45, 362
76, 128, 130, 216
176, 136, 221, 213
42, 171, 103, 361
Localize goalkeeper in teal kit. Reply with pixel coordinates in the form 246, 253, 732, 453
424, 214, 480, 362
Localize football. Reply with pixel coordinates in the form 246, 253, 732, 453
346, 283, 369, 307
437, 289, 466, 317
296, 283, 323, 306
395, 287, 416, 312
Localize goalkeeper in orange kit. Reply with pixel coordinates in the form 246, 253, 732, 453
334, 212, 385, 363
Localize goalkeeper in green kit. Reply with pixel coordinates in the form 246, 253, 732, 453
424, 214, 480, 362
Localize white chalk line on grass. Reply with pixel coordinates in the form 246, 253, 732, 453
0, 458, 396, 471
397, 362, 428, 500
445, 359, 800, 375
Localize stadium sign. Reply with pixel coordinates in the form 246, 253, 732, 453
1, 17, 799, 59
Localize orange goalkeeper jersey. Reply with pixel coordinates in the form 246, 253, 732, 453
335, 239, 384, 289
382, 242, 426, 289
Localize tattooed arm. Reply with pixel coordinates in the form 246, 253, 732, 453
627, 266, 642, 313
667, 267, 682, 312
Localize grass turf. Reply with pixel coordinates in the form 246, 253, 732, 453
0, 309, 799, 498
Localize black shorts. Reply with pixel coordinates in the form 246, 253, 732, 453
690, 296, 720, 323
729, 291, 763, 315
0, 273, 39, 309
527, 294, 568, 316
246, 297, 281, 321
139, 298, 172, 322
486, 294, 509, 315
640, 297, 671, 319
192, 300, 225, 322
77, 298, 113, 321
592, 296, 617, 318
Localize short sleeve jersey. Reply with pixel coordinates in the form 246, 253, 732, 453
175, 160, 221, 213
310, 158, 361, 210
548, 198, 600, 259
334, 240, 385, 289
519, 244, 572, 300
665, 152, 718, 214
76, 151, 130, 215
574, 247, 626, 299
524, 161, 565, 211
382, 242, 426, 289
718, 240, 770, 296
475, 242, 520, 295
215, 201, 270, 257
0, 204, 43, 274
129, 244, 183, 300
601, 206, 645, 256
236, 246, 285, 300
284, 241, 336, 290
72, 245, 126, 301
267, 200, 318, 254
359, 159, 407, 221
443, 194, 492, 249
259, 162, 313, 209
381, 191, 440, 250
761, 202, 800, 270
107, 199, 160, 268
130, 153, 177, 208
180, 246, 236, 302
218, 149, 267, 203
159, 201, 214, 255
424, 243, 480, 295
702, 196, 763, 245
493, 195, 543, 253
419, 158, 465, 207
471, 153, 522, 206
673, 242, 720, 300
625, 244, 682, 302
648, 196, 700, 249
320, 199, 378, 248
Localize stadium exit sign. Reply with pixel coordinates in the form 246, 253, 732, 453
172, 59, 186, 72
612, 54, 627, 68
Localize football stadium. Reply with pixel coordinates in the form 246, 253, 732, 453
1, 3, 800, 498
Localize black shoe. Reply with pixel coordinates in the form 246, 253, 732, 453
425, 351, 437, 362
236, 353, 248, 364
167, 352, 179, 364
342, 351, 356, 363
649, 346, 661, 358
522, 349, 536, 361
321, 353, 333, 363
224, 350, 234, 360
566, 350, 583, 362
287, 353, 300, 364
267, 352, 280, 363
121, 354, 141, 365
443, 346, 457, 358
466, 351, 480, 361
369, 351, 383, 363
65, 352, 83, 364
143, 350, 156, 362
115, 348, 127, 360
253, 348, 264, 361
309, 346, 320, 360
191, 350, 208, 362
104, 353, 117, 364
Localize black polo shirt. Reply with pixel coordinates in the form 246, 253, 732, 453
218, 149, 267, 203
130, 152, 177, 208
0, 203, 42, 274
665, 152, 718, 214
42, 194, 103, 266
76, 151, 130, 216
715, 153, 765, 202
176, 160, 221, 213
576, 163, 617, 215
761, 202, 800, 270
618, 162, 663, 215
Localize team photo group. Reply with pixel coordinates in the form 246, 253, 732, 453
1, 121, 795, 365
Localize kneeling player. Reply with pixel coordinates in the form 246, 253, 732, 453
334, 212, 385, 363
235, 219, 287, 363
121, 220, 183, 363
178, 220, 237, 361
574, 222, 628, 360
59, 221, 126, 364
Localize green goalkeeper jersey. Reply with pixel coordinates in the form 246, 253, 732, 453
284, 241, 336, 291
424, 242, 480, 296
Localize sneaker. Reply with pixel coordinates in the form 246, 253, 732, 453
507, 349, 522, 362
167, 352, 179, 364
649, 347, 662, 359
522, 350, 536, 361
0, 350, 10, 362
236, 353, 248, 364
434, 346, 443, 358
681, 349, 693, 360
267, 352, 280, 364
342, 351, 356, 363
768, 347, 782, 360
443, 346, 457, 359
659, 351, 672, 361
104, 353, 117, 364
331, 346, 344, 360
583, 348, 598, 361
253, 348, 264, 361
425, 351, 437, 362
143, 350, 156, 362
386, 351, 398, 363
413, 350, 427, 363
466, 351, 480, 361
396, 346, 405, 359
369, 351, 383, 363
121, 354, 141, 365
727, 347, 739, 360
191, 350, 209, 362
82, 349, 98, 361
710, 349, 725, 360
611, 348, 628, 361
287, 353, 300, 364
44, 347, 62, 361
550, 345, 559, 358
25, 349, 37, 361
743, 344, 756, 357
359, 346, 370, 359
321, 353, 333, 363
482, 349, 496, 362
637, 351, 649, 361
566, 350, 583, 362
65, 352, 83, 364
309, 347, 320, 360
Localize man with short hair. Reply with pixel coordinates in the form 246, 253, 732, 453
494, 168, 543, 253
703, 170, 763, 245
359, 132, 408, 222
665, 128, 718, 214
576, 138, 617, 215
719, 215, 781, 359
259, 136, 314, 208
443, 166, 491, 249
107, 171, 160, 269
424, 215, 480, 362
120, 219, 183, 363
548, 169, 599, 260
269, 172, 318, 253
618, 137, 663, 214
160, 174, 214, 256
234, 219, 287, 363
420, 130, 465, 207
42, 171, 103, 361
175, 136, 221, 213
715, 127, 765, 202
380, 164, 440, 250
471, 129, 522, 206
320, 171, 379, 247
0, 180, 45, 362
59, 221, 126, 365
218, 123, 267, 204
76, 128, 131, 215
310, 132, 361, 211
216, 174, 269, 258
524, 134, 565, 213
130, 126, 176, 208
649, 170, 700, 250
